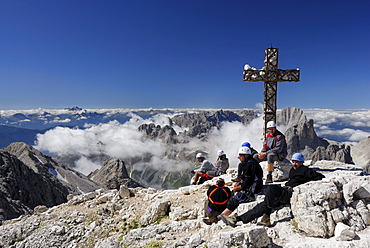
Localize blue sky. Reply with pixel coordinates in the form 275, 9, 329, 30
1, 0, 369, 110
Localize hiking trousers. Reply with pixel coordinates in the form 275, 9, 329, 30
239, 185, 292, 224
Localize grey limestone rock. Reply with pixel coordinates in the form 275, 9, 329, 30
351, 137, 370, 172
0, 150, 68, 221
277, 107, 322, 160
88, 158, 143, 190
2, 142, 102, 193
311, 141, 353, 165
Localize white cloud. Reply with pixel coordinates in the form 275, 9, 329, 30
304, 109, 370, 143
207, 117, 263, 167
36, 120, 167, 159
35, 112, 265, 175
74, 156, 101, 175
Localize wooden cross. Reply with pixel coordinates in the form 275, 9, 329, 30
243, 48, 300, 137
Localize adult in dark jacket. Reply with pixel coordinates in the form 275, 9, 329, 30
219, 153, 325, 227
219, 146, 263, 217
232, 142, 258, 182
255, 121, 287, 183
203, 178, 232, 225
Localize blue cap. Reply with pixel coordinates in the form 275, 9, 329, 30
291, 153, 304, 162
241, 142, 251, 147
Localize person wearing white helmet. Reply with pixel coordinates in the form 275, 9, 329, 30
232, 142, 258, 182
219, 153, 325, 228
256, 121, 287, 184
217, 146, 263, 220
190, 153, 215, 185
207, 150, 230, 178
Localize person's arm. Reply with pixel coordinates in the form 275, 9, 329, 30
233, 182, 242, 192
261, 139, 268, 152
305, 168, 325, 181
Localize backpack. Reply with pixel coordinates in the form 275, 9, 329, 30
208, 187, 230, 205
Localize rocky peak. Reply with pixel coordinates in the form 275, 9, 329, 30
277, 107, 322, 159
138, 123, 178, 144
0, 150, 69, 222
2, 142, 102, 194
88, 158, 143, 190
2, 142, 58, 174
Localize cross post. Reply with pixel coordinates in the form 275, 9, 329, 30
243, 48, 300, 137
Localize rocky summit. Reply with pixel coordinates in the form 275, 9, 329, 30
0, 161, 370, 248
1, 107, 370, 247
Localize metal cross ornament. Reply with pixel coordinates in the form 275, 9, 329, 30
243, 48, 300, 137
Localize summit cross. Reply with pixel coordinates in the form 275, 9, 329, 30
243, 47, 300, 137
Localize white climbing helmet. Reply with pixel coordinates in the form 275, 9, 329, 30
238, 147, 251, 155
217, 150, 225, 157
196, 153, 204, 158
266, 121, 277, 128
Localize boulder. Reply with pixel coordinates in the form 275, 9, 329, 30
291, 181, 342, 238
351, 137, 370, 172
334, 222, 356, 241
139, 199, 170, 226
219, 227, 271, 248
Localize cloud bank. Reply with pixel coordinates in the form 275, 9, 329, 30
304, 109, 370, 144
35, 113, 264, 176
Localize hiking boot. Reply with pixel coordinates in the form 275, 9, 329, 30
257, 214, 271, 227
218, 214, 237, 227
231, 177, 242, 182
202, 218, 213, 225
225, 182, 233, 186
265, 174, 273, 184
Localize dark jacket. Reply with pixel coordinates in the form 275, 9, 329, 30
250, 147, 258, 157
207, 185, 232, 212
285, 165, 325, 188
239, 157, 263, 194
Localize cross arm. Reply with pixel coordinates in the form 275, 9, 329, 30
243, 69, 300, 82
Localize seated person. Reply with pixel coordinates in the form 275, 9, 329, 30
190, 153, 215, 185
255, 121, 287, 183
232, 142, 258, 182
203, 178, 231, 225
219, 147, 263, 218
207, 150, 229, 178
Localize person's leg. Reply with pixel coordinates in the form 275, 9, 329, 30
257, 185, 291, 226
221, 197, 239, 216
266, 153, 278, 183
238, 201, 269, 224
192, 172, 202, 184
263, 185, 282, 208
